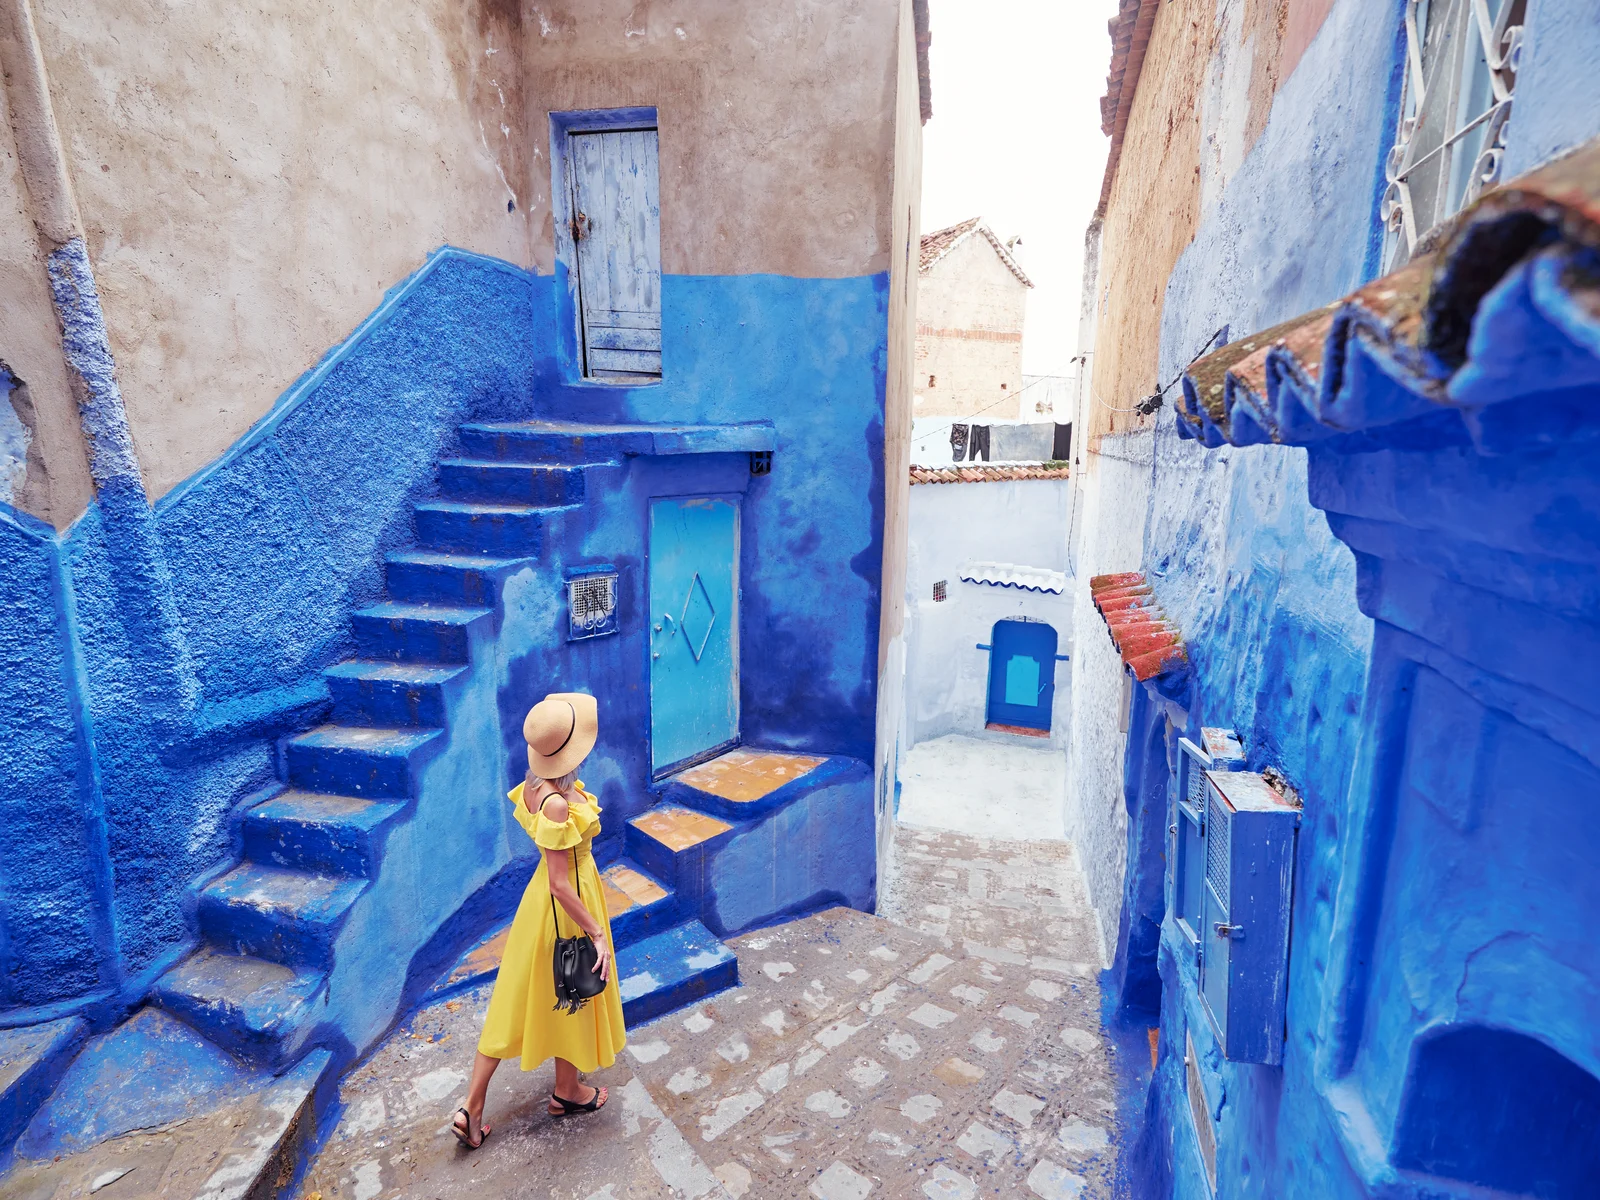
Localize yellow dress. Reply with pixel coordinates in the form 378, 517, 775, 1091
477, 780, 627, 1071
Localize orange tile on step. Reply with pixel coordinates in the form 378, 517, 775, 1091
630, 806, 732, 851
674, 748, 826, 802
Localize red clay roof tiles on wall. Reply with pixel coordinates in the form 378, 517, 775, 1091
909, 464, 1072, 485
1090, 572, 1191, 684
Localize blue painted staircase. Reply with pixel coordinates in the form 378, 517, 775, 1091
147, 424, 752, 1071
6, 419, 863, 1169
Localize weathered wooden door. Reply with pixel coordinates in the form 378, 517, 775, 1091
648, 497, 739, 775
567, 127, 661, 379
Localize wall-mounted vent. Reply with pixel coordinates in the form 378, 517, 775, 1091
1186, 1030, 1218, 1192
567, 566, 619, 640
933, 580, 947, 602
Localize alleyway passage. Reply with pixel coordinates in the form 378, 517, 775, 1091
298, 782, 1115, 1199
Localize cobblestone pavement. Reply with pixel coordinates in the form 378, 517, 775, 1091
296, 823, 1116, 1200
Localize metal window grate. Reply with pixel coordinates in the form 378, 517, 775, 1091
567, 570, 619, 640
1205, 781, 1231, 911
933, 580, 947, 602
1186, 754, 1207, 811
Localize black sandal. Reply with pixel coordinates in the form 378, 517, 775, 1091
451, 1106, 491, 1149
549, 1085, 607, 1116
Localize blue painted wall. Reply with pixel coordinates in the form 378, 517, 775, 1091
1105, 1, 1600, 1196
0, 246, 888, 1032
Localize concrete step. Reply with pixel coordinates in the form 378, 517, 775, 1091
414, 499, 556, 556
240, 788, 406, 877
457, 419, 775, 463
150, 949, 326, 1068
658, 746, 846, 821
9, 1010, 330, 1195
349, 601, 492, 664
437, 459, 586, 506
323, 659, 464, 727
616, 919, 739, 1027
601, 861, 678, 950
197, 863, 366, 969
624, 806, 735, 912
458, 420, 656, 464
384, 550, 530, 606
0, 1017, 86, 1156
284, 724, 442, 798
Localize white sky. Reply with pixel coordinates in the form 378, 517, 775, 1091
919, 0, 1120, 377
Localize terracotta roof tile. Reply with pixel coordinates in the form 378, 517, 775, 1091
1089, 572, 1190, 685
919, 218, 1034, 287
910, 464, 1072, 485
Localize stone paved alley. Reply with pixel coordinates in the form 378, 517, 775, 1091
296, 816, 1117, 1200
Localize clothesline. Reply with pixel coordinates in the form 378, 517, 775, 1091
908, 374, 1057, 449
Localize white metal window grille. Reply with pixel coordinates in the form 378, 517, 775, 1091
1381, 0, 1525, 270
567, 571, 618, 640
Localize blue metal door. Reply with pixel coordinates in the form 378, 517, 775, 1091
986, 619, 1058, 731
649, 497, 739, 775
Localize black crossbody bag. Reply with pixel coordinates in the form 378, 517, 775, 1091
550, 847, 607, 1014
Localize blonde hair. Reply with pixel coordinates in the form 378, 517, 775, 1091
527, 766, 579, 795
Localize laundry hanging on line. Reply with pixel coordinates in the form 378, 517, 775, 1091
967, 425, 990, 462
950, 423, 970, 462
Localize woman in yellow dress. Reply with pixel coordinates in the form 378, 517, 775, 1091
451, 692, 627, 1148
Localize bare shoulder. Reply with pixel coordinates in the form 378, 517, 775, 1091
538, 791, 569, 823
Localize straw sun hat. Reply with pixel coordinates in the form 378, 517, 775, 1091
523, 692, 598, 779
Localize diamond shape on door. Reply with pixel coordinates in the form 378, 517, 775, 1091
680, 572, 717, 663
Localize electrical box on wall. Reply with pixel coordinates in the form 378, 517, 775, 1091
1198, 769, 1300, 1066
1172, 731, 1248, 966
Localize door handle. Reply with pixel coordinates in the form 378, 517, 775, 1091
652, 613, 676, 659
1213, 923, 1244, 940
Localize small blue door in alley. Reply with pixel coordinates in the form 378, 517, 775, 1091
649, 497, 739, 775
567, 126, 661, 379
986, 619, 1058, 731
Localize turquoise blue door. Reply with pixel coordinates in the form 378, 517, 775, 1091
986, 619, 1058, 731
649, 497, 739, 774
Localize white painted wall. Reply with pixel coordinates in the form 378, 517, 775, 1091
1063, 434, 1154, 965
902, 477, 1074, 754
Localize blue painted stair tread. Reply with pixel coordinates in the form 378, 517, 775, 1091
457, 418, 776, 463
414, 499, 562, 555
241, 789, 405, 876
616, 920, 739, 1027
437, 459, 586, 504
661, 747, 855, 820
383, 550, 531, 605
0, 1017, 86, 1151
14, 1009, 269, 1159
323, 660, 465, 727
199, 863, 366, 967
423, 920, 514, 1003
152, 949, 324, 1064
285, 724, 442, 797
350, 601, 492, 664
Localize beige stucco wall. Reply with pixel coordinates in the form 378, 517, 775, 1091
875, 0, 922, 869
914, 232, 1027, 420
520, 0, 899, 279
32, 0, 533, 506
